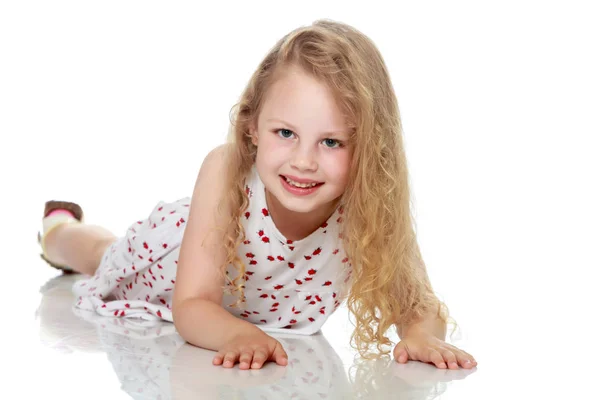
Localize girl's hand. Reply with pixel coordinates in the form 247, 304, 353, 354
393, 333, 477, 370
212, 330, 288, 370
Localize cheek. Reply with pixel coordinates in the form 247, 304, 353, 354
323, 152, 351, 183
258, 133, 281, 153
256, 139, 285, 168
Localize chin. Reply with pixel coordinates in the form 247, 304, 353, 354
277, 190, 341, 215
277, 198, 322, 214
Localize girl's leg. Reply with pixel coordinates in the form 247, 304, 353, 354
43, 223, 117, 276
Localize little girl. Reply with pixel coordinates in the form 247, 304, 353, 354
38, 19, 477, 371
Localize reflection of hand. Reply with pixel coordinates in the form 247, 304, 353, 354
390, 357, 476, 386
212, 330, 288, 370
393, 333, 477, 369
350, 354, 476, 399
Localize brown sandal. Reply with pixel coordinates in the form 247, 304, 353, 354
38, 200, 85, 274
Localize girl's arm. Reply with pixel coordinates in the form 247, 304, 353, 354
395, 254, 447, 340
172, 144, 262, 350
392, 260, 477, 370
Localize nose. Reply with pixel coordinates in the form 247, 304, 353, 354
289, 144, 318, 172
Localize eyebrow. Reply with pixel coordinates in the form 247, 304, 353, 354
266, 118, 348, 138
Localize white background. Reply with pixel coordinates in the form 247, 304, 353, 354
1, 0, 599, 398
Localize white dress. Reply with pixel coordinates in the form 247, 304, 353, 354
73, 164, 352, 335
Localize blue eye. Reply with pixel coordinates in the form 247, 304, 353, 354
277, 129, 294, 138
323, 138, 341, 148
275, 129, 343, 149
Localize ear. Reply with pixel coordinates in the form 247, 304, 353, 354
249, 123, 258, 146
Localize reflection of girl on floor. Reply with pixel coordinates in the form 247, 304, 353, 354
37, 275, 352, 399
37, 275, 475, 399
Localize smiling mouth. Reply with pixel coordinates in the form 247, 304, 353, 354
280, 175, 323, 188
280, 175, 324, 190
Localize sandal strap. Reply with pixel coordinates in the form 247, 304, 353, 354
38, 200, 84, 273
44, 200, 84, 221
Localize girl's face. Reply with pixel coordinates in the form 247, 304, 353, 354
250, 65, 352, 216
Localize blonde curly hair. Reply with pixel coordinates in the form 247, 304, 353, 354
217, 19, 453, 359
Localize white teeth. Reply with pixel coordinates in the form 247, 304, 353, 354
285, 177, 319, 188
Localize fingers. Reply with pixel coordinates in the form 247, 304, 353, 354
271, 342, 289, 366
396, 347, 409, 364
250, 349, 268, 369
213, 348, 256, 369
213, 344, 287, 370
238, 349, 254, 370
443, 344, 478, 368
428, 349, 447, 369
212, 353, 223, 366
396, 339, 478, 370
441, 349, 459, 370
213, 350, 239, 368
429, 346, 478, 370
455, 351, 477, 369
393, 342, 410, 364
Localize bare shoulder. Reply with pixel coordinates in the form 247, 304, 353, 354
200, 143, 232, 177
191, 142, 235, 215
172, 143, 235, 308
204, 142, 233, 164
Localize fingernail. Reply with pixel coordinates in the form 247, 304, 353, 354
465, 360, 472, 365
252, 362, 260, 368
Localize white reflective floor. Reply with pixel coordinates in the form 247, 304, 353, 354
25, 270, 478, 400
6, 255, 596, 399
